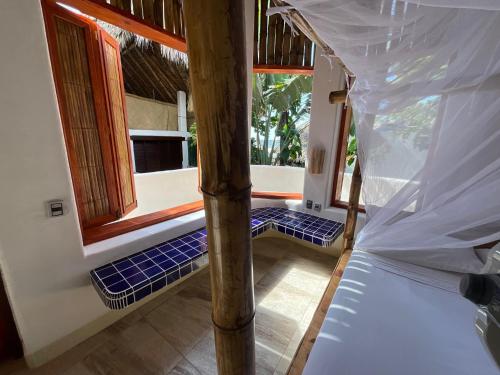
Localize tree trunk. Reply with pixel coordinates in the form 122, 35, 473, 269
182, 1, 256, 374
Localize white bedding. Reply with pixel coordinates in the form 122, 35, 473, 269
303, 251, 499, 375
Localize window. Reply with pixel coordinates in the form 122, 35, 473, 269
132, 137, 183, 173
331, 104, 364, 209
250, 73, 311, 197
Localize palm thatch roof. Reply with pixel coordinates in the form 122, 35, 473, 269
99, 22, 189, 104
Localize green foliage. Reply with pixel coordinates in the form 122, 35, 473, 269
346, 117, 357, 167
189, 122, 197, 145
188, 122, 197, 167
343, 95, 439, 170
251, 73, 312, 167
380, 95, 439, 151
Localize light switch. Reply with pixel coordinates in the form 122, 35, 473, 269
47, 200, 64, 217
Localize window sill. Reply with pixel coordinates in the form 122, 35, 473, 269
82, 192, 303, 246
331, 200, 366, 214
251, 192, 303, 200
83, 209, 207, 258
83, 200, 205, 245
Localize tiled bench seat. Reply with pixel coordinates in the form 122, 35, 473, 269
90, 207, 344, 309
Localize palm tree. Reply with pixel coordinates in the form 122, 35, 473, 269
252, 73, 312, 166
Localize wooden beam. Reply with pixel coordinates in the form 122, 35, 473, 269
274, 17, 284, 65
329, 89, 348, 104
50, 0, 188, 52
251, 192, 303, 200
253, 0, 259, 64
287, 249, 353, 375
253, 65, 314, 75
287, 157, 362, 373
259, 0, 268, 64
343, 158, 362, 252
183, 1, 255, 374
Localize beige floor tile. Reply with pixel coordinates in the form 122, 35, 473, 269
145, 292, 212, 356
5, 237, 337, 375
84, 319, 183, 375
183, 330, 217, 375
60, 362, 95, 375
167, 359, 202, 375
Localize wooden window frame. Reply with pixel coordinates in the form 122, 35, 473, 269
252, 65, 314, 75
330, 104, 365, 212
43, 0, 304, 246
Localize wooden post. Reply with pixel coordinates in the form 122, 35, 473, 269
343, 158, 362, 252
182, 1, 255, 374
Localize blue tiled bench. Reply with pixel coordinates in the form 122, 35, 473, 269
90, 207, 344, 309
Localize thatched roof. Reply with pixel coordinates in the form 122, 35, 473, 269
100, 22, 189, 104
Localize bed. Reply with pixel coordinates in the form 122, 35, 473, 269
303, 250, 499, 375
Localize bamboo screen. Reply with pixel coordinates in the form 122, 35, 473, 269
103, 39, 135, 211
93, 0, 314, 70
254, 0, 315, 68
54, 18, 112, 225
106, 0, 185, 38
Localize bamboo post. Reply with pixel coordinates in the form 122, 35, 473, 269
183, 1, 255, 374
343, 158, 362, 252
329, 89, 348, 104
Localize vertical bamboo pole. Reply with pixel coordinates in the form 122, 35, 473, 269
182, 1, 255, 374
343, 158, 362, 252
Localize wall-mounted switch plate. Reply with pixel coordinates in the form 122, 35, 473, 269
314, 203, 322, 212
306, 200, 313, 209
47, 200, 64, 217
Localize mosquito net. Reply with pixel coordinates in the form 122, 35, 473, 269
276, 1, 500, 273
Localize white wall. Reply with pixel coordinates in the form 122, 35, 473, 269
251, 165, 304, 193
124, 168, 201, 219
302, 51, 344, 212
0, 0, 86, 359
301, 50, 366, 226
124, 166, 304, 220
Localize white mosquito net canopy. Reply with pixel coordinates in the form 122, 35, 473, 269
276, 0, 500, 273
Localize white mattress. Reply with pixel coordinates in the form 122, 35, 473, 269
303, 250, 499, 375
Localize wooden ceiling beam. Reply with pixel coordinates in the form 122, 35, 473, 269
253, 65, 314, 75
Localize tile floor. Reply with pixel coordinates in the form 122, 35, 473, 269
2, 237, 337, 375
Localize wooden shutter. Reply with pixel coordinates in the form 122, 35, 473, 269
99, 31, 137, 215
43, 3, 136, 228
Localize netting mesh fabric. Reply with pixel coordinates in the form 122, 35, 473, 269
279, 0, 500, 272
